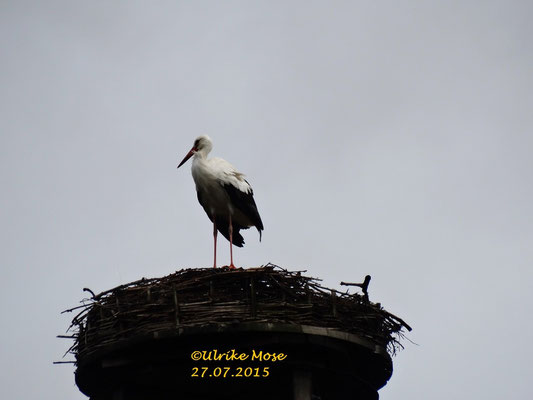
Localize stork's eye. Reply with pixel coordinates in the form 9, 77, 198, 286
194, 139, 200, 148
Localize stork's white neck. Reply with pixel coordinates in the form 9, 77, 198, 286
194, 148, 210, 161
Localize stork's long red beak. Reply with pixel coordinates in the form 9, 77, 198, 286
177, 147, 195, 168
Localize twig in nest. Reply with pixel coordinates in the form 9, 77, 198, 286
341, 275, 371, 296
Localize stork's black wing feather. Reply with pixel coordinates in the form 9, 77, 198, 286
222, 180, 264, 238
214, 215, 245, 247
196, 189, 246, 247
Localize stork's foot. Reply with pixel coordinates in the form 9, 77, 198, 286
221, 264, 237, 270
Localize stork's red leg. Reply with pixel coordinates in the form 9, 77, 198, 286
213, 219, 217, 268
228, 214, 236, 269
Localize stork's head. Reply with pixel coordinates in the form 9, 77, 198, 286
177, 135, 213, 168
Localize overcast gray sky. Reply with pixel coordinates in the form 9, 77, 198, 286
1, 1, 532, 399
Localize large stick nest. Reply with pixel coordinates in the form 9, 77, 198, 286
61, 264, 411, 363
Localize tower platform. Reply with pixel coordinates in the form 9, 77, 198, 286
62, 265, 410, 400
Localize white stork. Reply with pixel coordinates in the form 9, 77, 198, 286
177, 135, 263, 269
